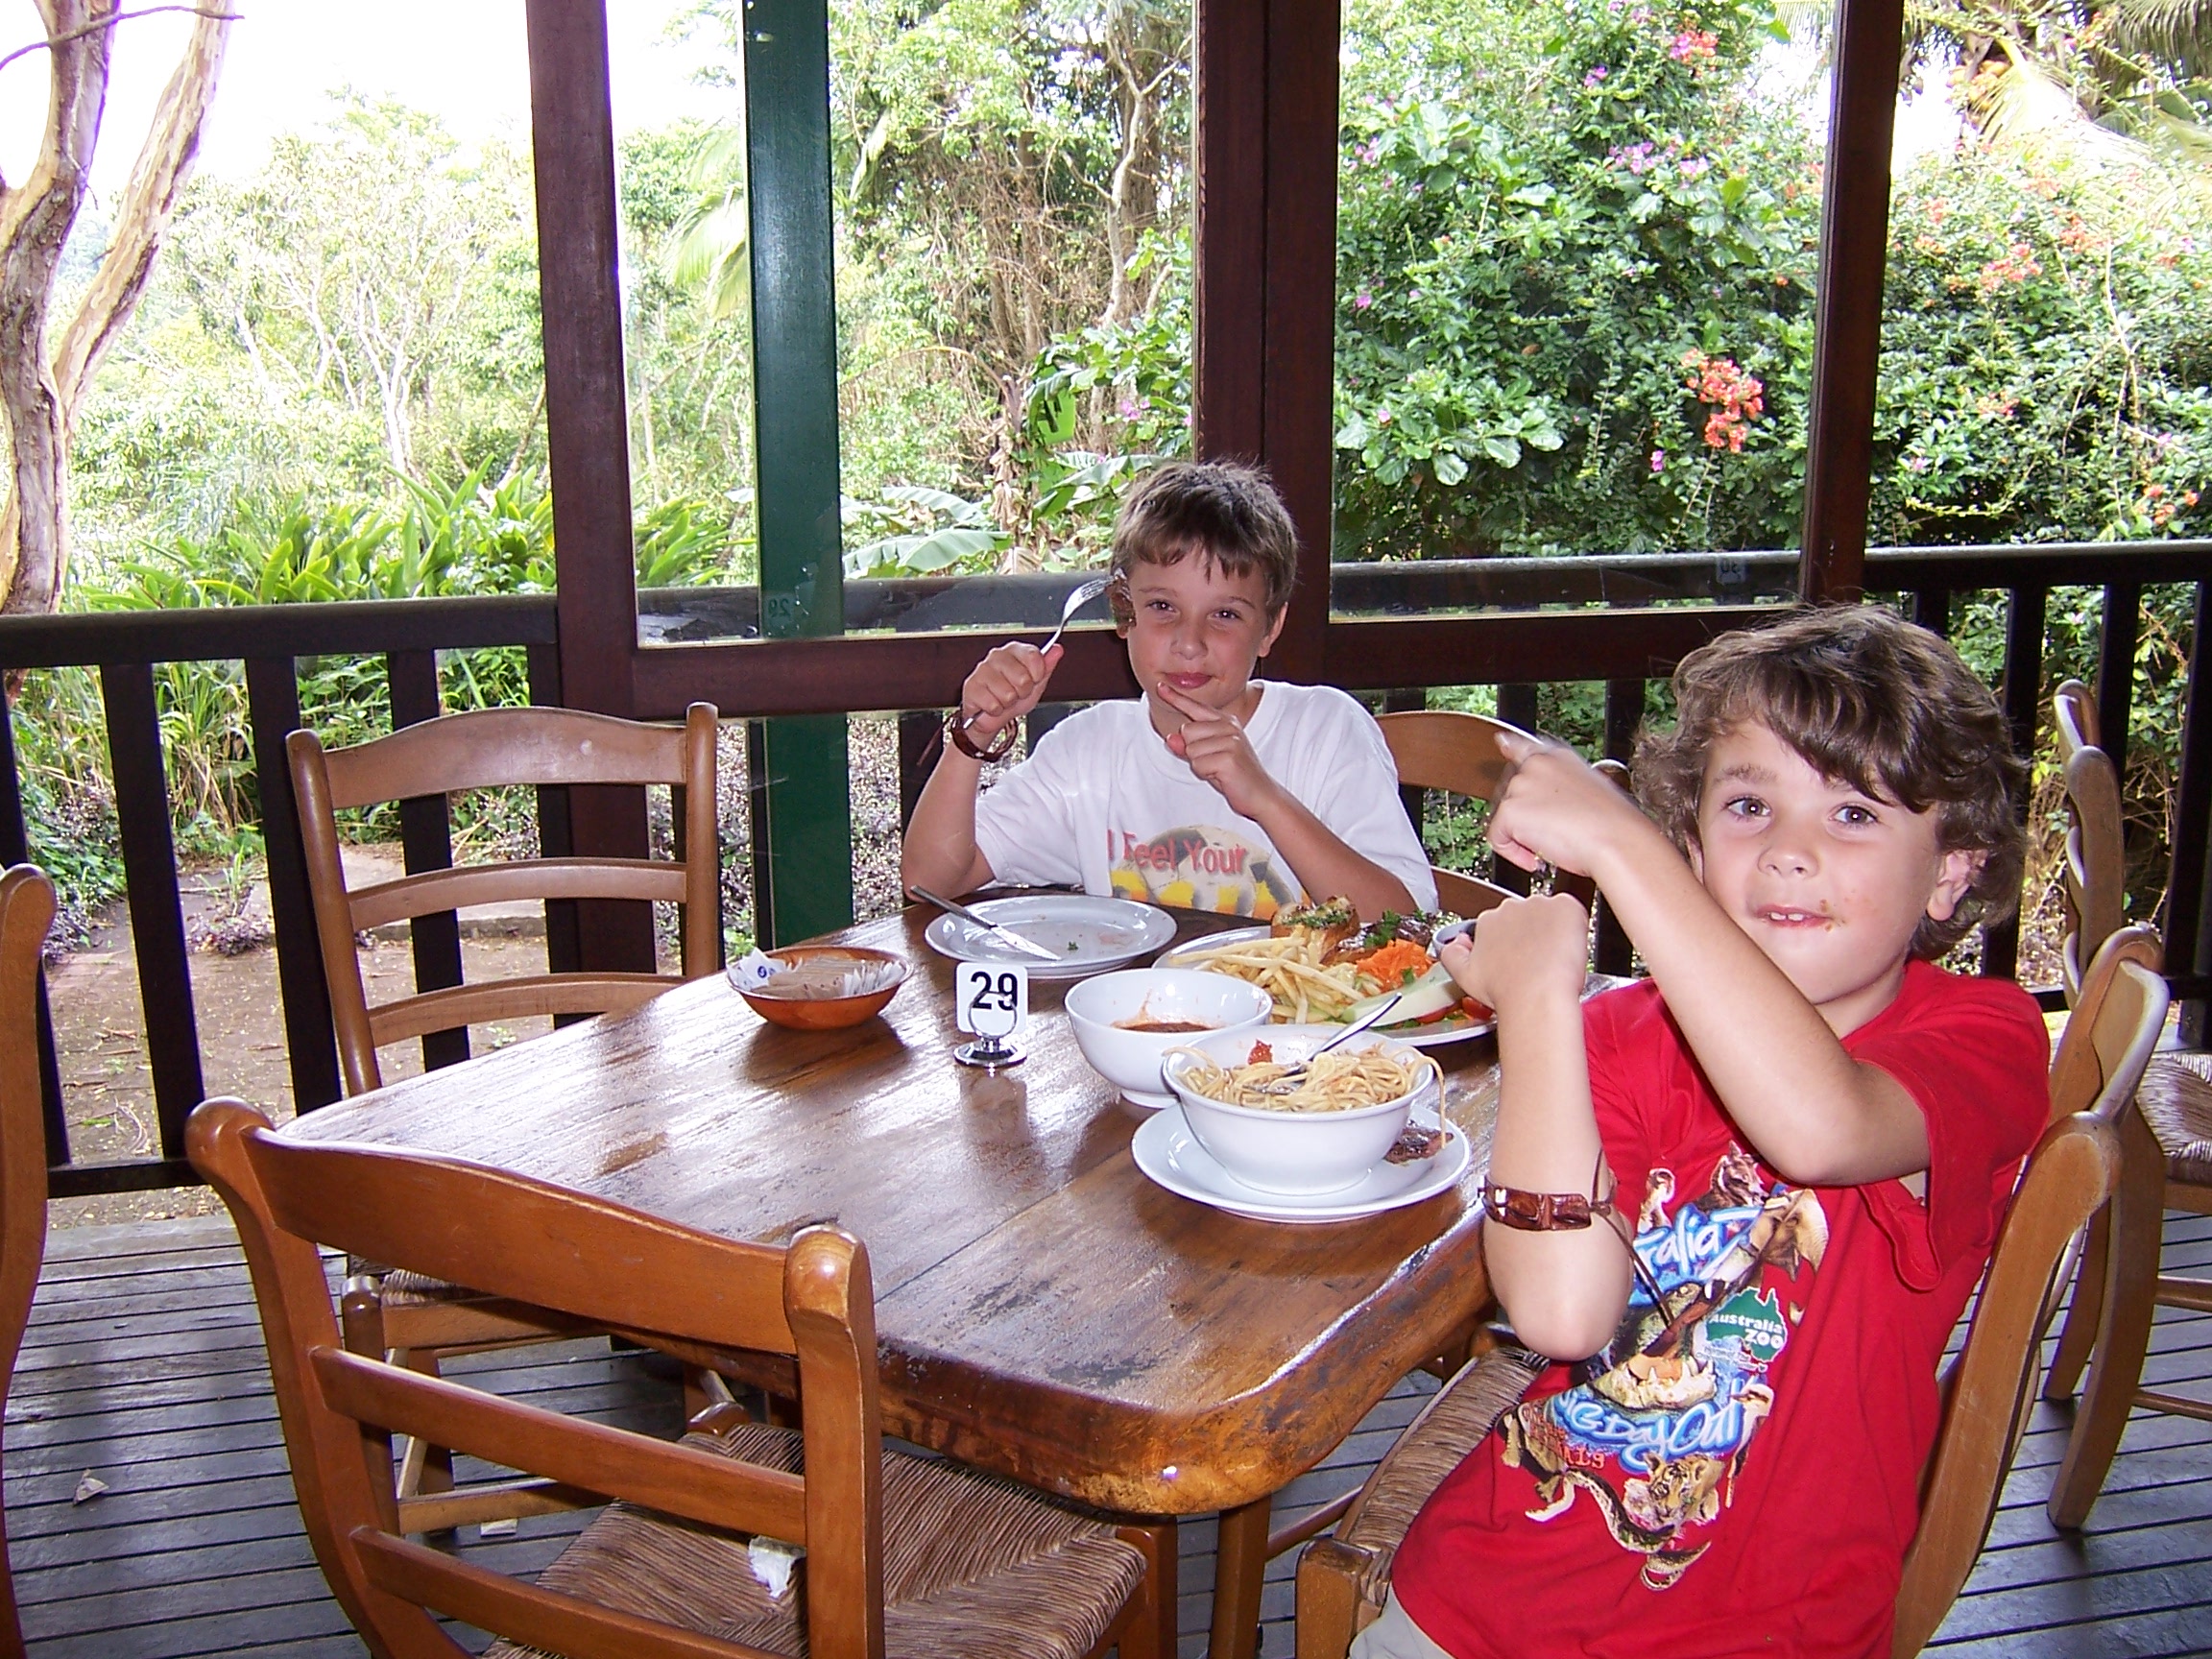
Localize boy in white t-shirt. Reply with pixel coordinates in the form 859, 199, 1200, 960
900, 462, 1435, 921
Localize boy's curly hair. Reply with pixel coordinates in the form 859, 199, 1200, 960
1636, 605, 2026, 959
1107, 462, 1300, 624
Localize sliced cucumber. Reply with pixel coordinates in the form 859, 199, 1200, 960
1339, 962, 1458, 1025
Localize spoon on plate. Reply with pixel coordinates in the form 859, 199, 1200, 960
1257, 994, 1405, 1094
956, 575, 1112, 742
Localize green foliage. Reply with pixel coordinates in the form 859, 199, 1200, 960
13, 464, 738, 923
843, 486, 1008, 576
1336, 0, 1814, 555
1873, 157, 2212, 545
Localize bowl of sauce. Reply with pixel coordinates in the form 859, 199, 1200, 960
1063, 968, 1273, 1108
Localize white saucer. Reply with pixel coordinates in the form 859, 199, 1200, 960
1131, 1104, 1470, 1223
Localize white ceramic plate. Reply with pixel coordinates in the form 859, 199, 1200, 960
1157, 926, 1494, 1046
1162, 929, 1637, 1045
1132, 1099, 1470, 1223
923, 895, 1178, 981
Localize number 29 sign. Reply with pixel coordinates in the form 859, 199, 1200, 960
954, 962, 1029, 1039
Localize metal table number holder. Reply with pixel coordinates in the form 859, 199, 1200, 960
954, 962, 1028, 1070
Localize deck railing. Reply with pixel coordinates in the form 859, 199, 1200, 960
3, 542, 2207, 1195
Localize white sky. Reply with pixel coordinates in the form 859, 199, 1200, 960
1, 0, 732, 204
4, 3, 1964, 215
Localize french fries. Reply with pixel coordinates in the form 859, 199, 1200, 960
1174, 929, 1367, 1024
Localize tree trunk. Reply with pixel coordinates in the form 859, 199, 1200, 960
0, 0, 111, 617
0, 0, 235, 615
1101, 0, 1175, 325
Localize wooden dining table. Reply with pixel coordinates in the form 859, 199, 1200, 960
281, 902, 1503, 1659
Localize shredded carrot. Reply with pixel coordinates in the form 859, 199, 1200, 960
1357, 940, 1432, 990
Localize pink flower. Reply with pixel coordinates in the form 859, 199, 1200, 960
1669, 27, 1718, 62
1583, 64, 1609, 87
1650, 449, 1666, 472
1118, 397, 1142, 421
1354, 290, 1374, 310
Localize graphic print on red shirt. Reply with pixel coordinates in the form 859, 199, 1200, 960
1503, 1151, 1825, 1588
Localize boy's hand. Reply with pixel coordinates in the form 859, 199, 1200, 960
1153, 679, 1278, 818
1438, 893, 1588, 1018
1487, 729, 1654, 879
959, 642, 1065, 749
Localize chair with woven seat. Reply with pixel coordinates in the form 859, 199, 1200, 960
1294, 926, 2163, 1659
1374, 710, 1609, 920
290, 701, 724, 1530
2026, 681, 2212, 1530
2039, 685, 2212, 1527
0, 865, 58, 1659
186, 1097, 1170, 1659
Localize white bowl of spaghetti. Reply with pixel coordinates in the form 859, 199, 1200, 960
1162, 1025, 1439, 1196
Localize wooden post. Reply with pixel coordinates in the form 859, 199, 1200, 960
1193, 0, 1338, 685
1798, 0, 1904, 607
525, 0, 656, 973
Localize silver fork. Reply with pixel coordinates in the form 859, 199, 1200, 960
1256, 995, 1406, 1094
959, 575, 1111, 739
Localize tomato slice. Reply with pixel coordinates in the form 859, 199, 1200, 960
1412, 1002, 1454, 1025
1461, 997, 1495, 1022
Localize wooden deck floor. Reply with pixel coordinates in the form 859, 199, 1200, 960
9, 1212, 2212, 1657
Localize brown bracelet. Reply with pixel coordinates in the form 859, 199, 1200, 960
1480, 1150, 1621, 1234
947, 710, 1018, 763
1481, 1185, 1609, 1231
1481, 1151, 1668, 1310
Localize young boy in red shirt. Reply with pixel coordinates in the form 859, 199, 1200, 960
1365, 607, 2050, 1659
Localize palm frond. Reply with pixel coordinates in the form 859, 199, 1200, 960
2104, 0, 2212, 76
1969, 53, 2154, 164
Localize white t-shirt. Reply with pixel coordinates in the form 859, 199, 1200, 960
972, 682, 1438, 920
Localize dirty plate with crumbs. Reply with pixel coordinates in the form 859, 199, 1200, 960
922, 895, 1177, 981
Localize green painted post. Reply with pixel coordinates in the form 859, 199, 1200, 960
745, 0, 854, 945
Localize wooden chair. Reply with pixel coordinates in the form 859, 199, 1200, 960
288, 700, 723, 1096
1294, 1115, 2121, 1659
2036, 685, 2212, 1526
1374, 711, 1607, 919
290, 702, 723, 1528
2052, 679, 2125, 1005
1293, 933, 2162, 1658
186, 1097, 1169, 1659
0, 866, 57, 1659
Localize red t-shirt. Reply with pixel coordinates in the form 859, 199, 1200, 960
1392, 960, 2049, 1659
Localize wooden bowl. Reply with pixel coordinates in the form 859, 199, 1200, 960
738, 946, 909, 1029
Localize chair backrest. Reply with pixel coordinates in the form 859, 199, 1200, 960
2048, 925, 2168, 1129
1891, 926, 2163, 1655
289, 703, 722, 1094
0, 865, 57, 1657
187, 1097, 888, 1659
1891, 1109, 2121, 1656
1374, 711, 1609, 918
2053, 680, 2125, 1006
